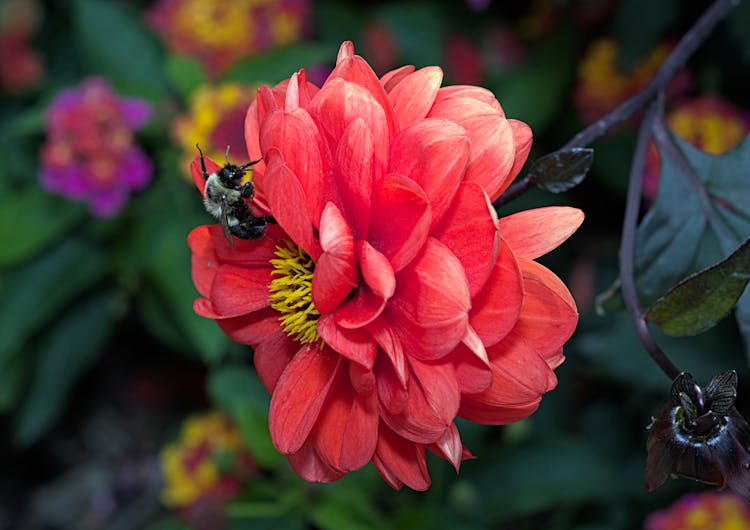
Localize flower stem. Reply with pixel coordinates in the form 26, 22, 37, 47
496, 0, 739, 207
619, 101, 681, 381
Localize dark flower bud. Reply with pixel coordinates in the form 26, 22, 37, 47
646, 371, 750, 499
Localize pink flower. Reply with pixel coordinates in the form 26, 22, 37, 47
189, 42, 583, 490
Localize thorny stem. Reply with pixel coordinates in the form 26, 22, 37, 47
619, 102, 681, 381
494, 0, 739, 209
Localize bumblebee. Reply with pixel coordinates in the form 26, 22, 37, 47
197, 144, 274, 244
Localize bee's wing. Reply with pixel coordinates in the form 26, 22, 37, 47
220, 196, 235, 246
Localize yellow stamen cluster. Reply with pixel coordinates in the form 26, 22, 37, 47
269, 242, 321, 345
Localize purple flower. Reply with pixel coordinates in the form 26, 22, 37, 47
39, 77, 153, 217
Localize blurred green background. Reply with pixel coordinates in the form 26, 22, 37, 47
2, 0, 750, 529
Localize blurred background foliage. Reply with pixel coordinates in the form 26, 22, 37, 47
1, 0, 750, 529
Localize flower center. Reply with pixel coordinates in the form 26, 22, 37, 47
268, 242, 320, 345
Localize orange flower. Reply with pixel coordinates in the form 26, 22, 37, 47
189, 42, 583, 490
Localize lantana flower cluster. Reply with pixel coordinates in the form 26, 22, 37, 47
189, 42, 583, 490
643, 96, 750, 199
39, 77, 153, 217
147, 0, 310, 77
645, 492, 750, 530
173, 82, 256, 178
160, 410, 255, 510
573, 38, 689, 123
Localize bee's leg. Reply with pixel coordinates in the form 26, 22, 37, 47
196, 143, 209, 180
239, 181, 254, 199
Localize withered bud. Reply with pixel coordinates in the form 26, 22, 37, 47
646, 371, 750, 499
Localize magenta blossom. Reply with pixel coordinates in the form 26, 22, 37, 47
39, 77, 153, 217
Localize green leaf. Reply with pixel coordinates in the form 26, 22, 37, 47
634, 132, 750, 358
166, 55, 207, 99
208, 365, 281, 468
646, 238, 750, 336
0, 238, 106, 374
0, 352, 31, 411
0, 188, 85, 266
14, 295, 114, 445
224, 43, 336, 85
310, 483, 389, 530
72, 0, 168, 98
529, 148, 594, 193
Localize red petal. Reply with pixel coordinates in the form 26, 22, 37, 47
358, 240, 395, 300
269, 345, 341, 453
432, 182, 499, 297
372, 424, 430, 491
312, 374, 379, 472
428, 97, 516, 200
287, 438, 344, 483
189, 154, 220, 196
188, 225, 218, 297
468, 237, 523, 348
431, 85, 505, 116
428, 423, 464, 471
208, 223, 281, 267
507, 119, 532, 181
253, 327, 299, 392
451, 342, 492, 394
263, 149, 321, 259
499, 207, 584, 260
330, 42, 398, 140
381, 65, 416, 92
258, 106, 331, 226
378, 356, 459, 444
388, 119, 469, 226
317, 315, 377, 368
332, 284, 387, 329
368, 174, 431, 272
388, 66, 443, 130
389, 238, 470, 359
312, 203, 357, 314
514, 258, 578, 360
311, 78, 390, 172
217, 306, 279, 345
210, 265, 273, 317
367, 316, 407, 386
334, 118, 379, 238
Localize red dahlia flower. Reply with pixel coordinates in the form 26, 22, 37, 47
189, 42, 583, 490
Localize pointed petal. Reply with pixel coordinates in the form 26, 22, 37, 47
507, 119, 532, 181
432, 182, 499, 296
379, 356, 459, 444
468, 237, 523, 348
429, 423, 464, 472
389, 238, 470, 359
431, 85, 505, 116
263, 148, 321, 259
388, 66, 443, 129
373, 424, 430, 491
210, 265, 273, 317
381, 65, 416, 92
368, 174, 431, 272
388, 119, 469, 226
217, 306, 279, 346
358, 240, 395, 300
334, 118, 379, 238
311, 78, 390, 172
269, 345, 341, 453
312, 376, 379, 472
317, 315, 377, 368
451, 342, 492, 394
428, 96, 516, 200
367, 316, 407, 386
514, 258, 578, 360
253, 327, 299, 392
332, 284, 387, 329
312, 202, 357, 314
499, 207, 584, 260
258, 106, 331, 226
287, 438, 345, 483
188, 225, 218, 297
